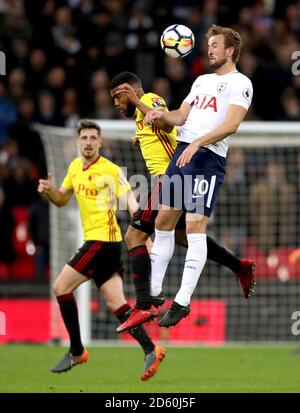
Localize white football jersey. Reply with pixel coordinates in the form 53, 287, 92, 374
179, 70, 253, 157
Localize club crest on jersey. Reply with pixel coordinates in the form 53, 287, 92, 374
243, 88, 251, 99
151, 97, 165, 108
217, 82, 227, 93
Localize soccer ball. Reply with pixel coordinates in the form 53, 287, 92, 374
160, 24, 195, 58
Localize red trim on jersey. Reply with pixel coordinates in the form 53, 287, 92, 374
156, 132, 175, 159
82, 155, 101, 171
141, 178, 161, 222
107, 209, 116, 242
157, 134, 172, 159
147, 182, 160, 221
161, 132, 175, 156
74, 242, 103, 273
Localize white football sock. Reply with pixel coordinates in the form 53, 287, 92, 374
150, 229, 175, 297
175, 233, 207, 306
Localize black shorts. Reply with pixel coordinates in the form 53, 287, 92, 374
68, 241, 123, 288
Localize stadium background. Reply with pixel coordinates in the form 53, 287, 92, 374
0, 0, 300, 350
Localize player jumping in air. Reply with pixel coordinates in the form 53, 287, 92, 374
38, 120, 165, 380
109, 45, 255, 333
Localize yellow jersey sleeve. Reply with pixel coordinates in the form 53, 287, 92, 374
61, 161, 75, 190
135, 93, 178, 176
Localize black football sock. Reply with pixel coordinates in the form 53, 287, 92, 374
129, 245, 152, 310
57, 293, 84, 356
207, 235, 241, 274
115, 304, 155, 354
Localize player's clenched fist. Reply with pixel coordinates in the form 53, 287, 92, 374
38, 172, 53, 194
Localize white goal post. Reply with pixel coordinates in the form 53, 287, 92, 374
35, 121, 300, 345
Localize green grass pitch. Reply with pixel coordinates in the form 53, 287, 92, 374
1, 344, 300, 393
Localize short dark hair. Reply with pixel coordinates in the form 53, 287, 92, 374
206, 25, 243, 64
77, 119, 101, 136
109, 71, 141, 90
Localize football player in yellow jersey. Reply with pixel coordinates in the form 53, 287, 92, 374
38, 120, 165, 380
110, 72, 256, 333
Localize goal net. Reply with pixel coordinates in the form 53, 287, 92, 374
35, 121, 300, 345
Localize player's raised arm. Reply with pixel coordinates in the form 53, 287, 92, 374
38, 172, 73, 207
143, 100, 191, 127
114, 82, 174, 133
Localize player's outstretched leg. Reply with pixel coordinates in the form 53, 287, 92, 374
116, 293, 166, 333
141, 346, 166, 381
116, 224, 160, 333
51, 349, 89, 373
159, 301, 191, 328
116, 305, 159, 333
236, 259, 256, 299
113, 301, 165, 380
205, 235, 257, 298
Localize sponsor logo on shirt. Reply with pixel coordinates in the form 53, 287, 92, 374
193, 95, 218, 112
217, 82, 227, 93
76, 184, 99, 197
243, 88, 252, 99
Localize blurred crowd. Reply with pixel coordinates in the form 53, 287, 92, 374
1, 0, 300, 279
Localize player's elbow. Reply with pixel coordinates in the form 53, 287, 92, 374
177, 111, 189, 126
175, 113, 187, 126
227, 122, 239, 135
55, 197, 68, 207
177, 118, 186, 126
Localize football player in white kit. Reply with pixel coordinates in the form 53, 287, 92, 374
133, 25, 254, 328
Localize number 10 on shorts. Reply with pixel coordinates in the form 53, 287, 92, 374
192, 175, 216, 208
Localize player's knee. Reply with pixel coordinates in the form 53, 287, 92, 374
155, 209, 180, 231
52, 280, 69, 297
155, 217, 174, 231
185, 215, 208, 233
124, 228, 133, 247
52, 282, 61, 297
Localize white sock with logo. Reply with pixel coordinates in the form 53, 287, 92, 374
150, 229, 175, 297
174, 233, 207, 307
